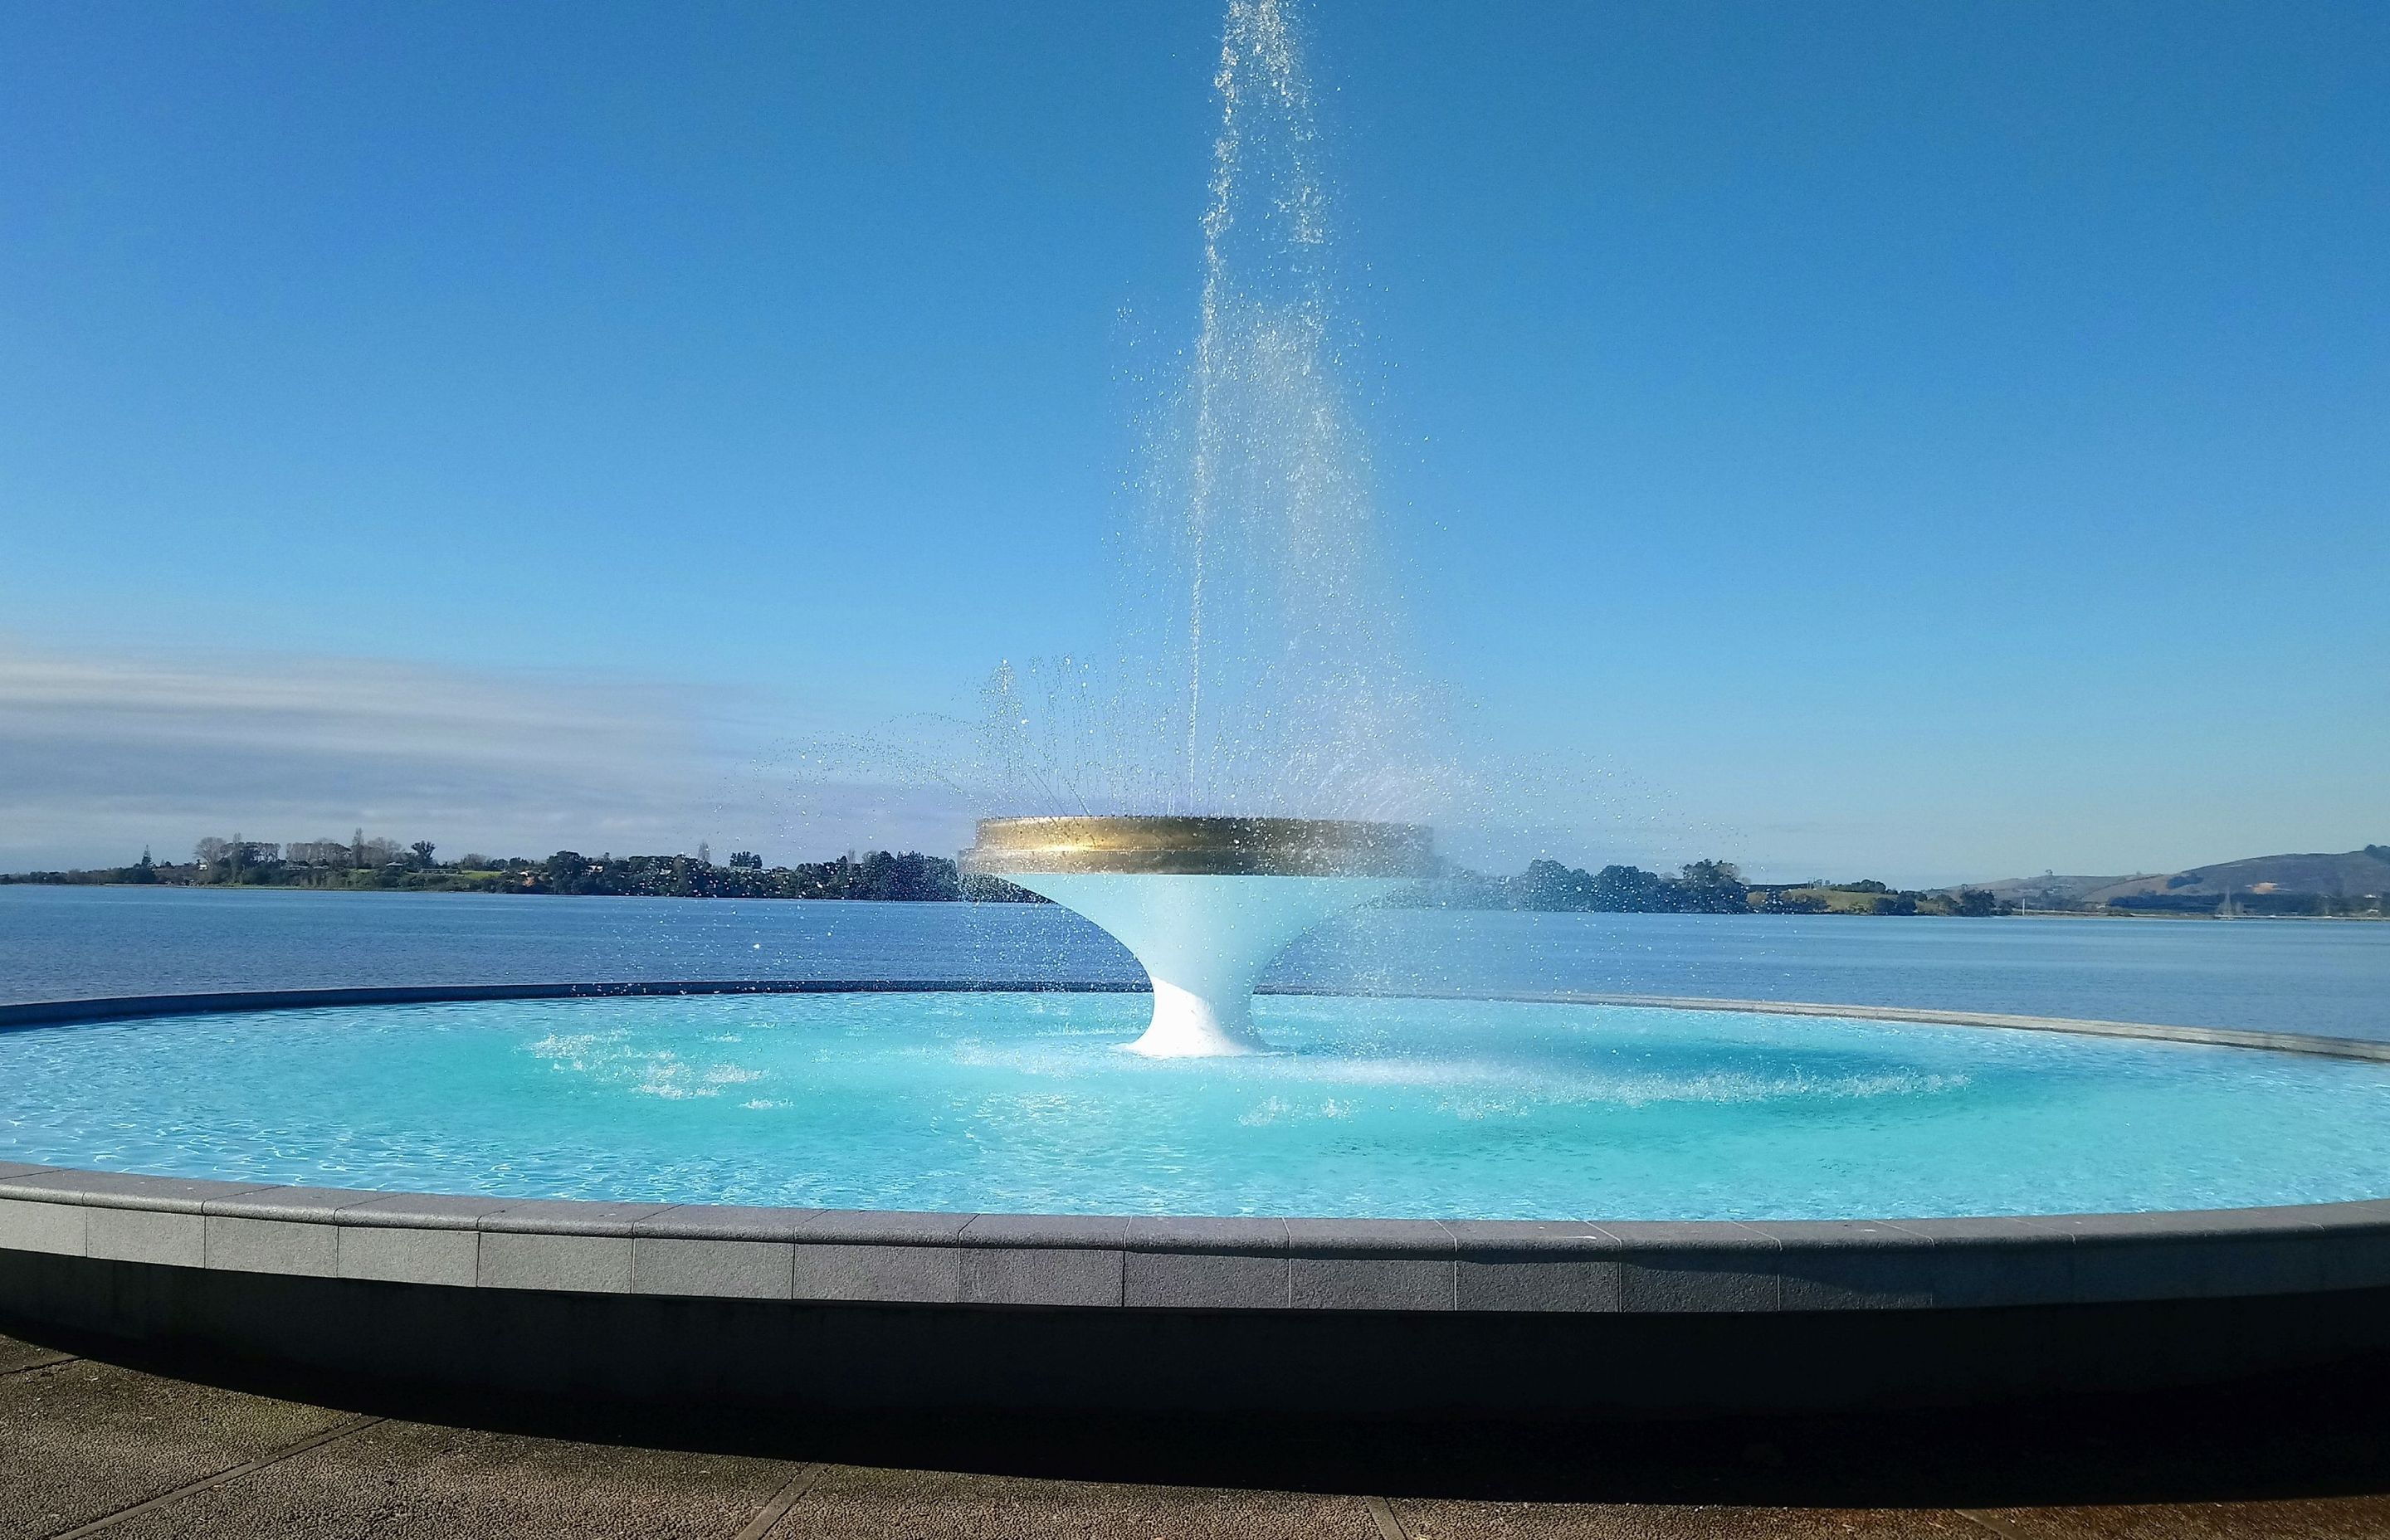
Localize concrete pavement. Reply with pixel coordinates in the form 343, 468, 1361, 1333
7, 1330, 2390, 1538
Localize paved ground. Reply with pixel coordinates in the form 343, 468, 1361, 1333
7, 1329, 2390, 1538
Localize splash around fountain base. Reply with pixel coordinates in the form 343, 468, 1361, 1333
960, 816, 1435, 1057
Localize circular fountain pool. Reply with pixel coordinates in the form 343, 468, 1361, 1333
7, 990, 2388, 1220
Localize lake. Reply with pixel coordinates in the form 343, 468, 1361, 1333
4, 885, 2386, 1040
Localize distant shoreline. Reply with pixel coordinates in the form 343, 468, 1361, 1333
8, 841, 2382, 919
5, 875, 2383, 921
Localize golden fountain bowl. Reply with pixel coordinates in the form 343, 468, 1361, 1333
960, 815, 1436, 880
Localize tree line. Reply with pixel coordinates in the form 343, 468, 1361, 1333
0, 836, 1034, 903
2, 839, 2011, 914
1393, 859, 2002, 916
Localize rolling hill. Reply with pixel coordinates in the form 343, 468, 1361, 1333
2082, 846, 2390, 904
1971, 847, 2390, 906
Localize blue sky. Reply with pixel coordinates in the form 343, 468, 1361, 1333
3, 2, 2384, 884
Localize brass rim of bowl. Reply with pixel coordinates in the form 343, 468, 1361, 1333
960, 815, 1436, 879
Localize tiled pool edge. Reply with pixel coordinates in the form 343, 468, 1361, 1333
8, 985, 2390, 1415
5, 982, 2390, 1314
5, 1162, 2390, 1313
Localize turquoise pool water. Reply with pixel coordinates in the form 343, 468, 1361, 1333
4, 992, 2388, 1219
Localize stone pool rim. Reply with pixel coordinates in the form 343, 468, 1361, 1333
8, 980, 2390, 1416
2, 979, 2388, 1320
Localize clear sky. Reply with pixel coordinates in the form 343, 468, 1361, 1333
3, 2, 2384, 885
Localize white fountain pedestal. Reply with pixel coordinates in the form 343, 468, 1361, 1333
1006, 872, 1403, 1057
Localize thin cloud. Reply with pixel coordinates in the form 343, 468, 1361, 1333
0, 641, 968, 870
1, 644, 690, 768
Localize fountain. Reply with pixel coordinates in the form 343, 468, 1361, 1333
6, 0, 2382, 1430
952, 0, 1446, 1040
960, 815, 1433, 1055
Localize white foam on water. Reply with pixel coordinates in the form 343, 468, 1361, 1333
527, 1028, 774, 1101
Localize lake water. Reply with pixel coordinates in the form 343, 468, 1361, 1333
4, 884, 2387, 1039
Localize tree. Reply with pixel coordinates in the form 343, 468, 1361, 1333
1590, 864, 1672, 911
1676, 860, 1749, 914
1513, 859, 1597, 911
851, 850, 961, 901
544, 851, 595, 894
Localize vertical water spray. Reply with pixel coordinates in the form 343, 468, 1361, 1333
951, 2, 1444, 1057
1180, 0, 1344, 816
917, 0, 1434, 822
851, 0, 1448, 826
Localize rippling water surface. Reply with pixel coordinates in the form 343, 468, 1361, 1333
6, 886, 2386, 1217
6, 990, 2390, 1219
5, 885, 2388, 1036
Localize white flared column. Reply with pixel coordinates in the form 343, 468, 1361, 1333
1007, 873, 1402, 1056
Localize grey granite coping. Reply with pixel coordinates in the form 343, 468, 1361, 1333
5, 985, 2390, 1314
634, 1203, 822, 1241
1285, 1217, 1457, 1255
6, 1162, 2390, 1313
200, 1184, 396, 1223
480, 1199, 678, 1235
0, 1167, 280, 1213
1124, 1215, 1289, 1251
338, 1192, 514, 1228
1444, 1220, 1621, 1252
801, 1209, 977, 1245
959, 1212, 1131, 1247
